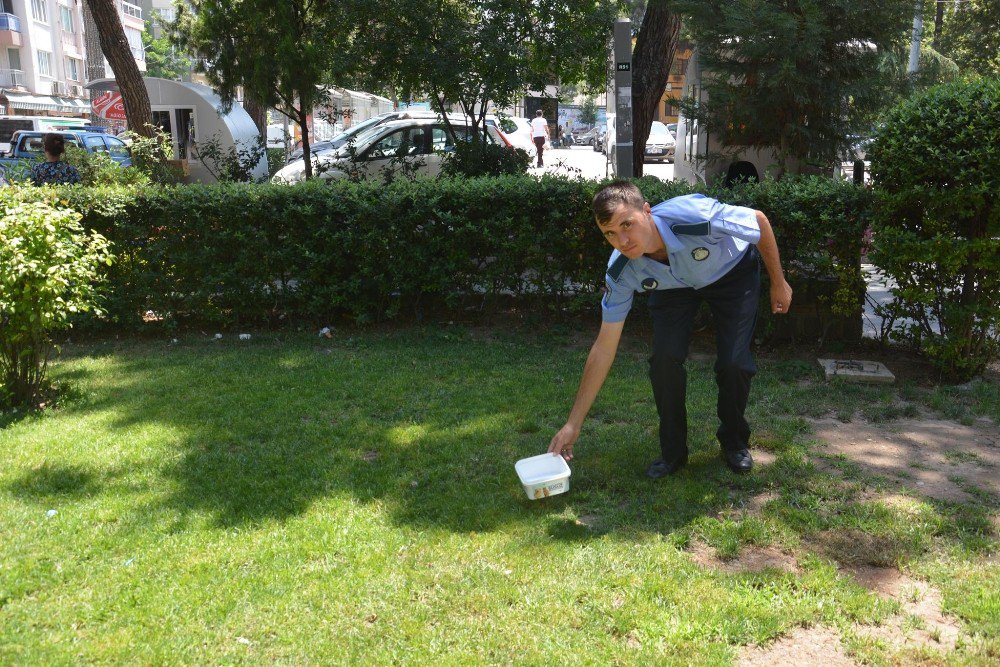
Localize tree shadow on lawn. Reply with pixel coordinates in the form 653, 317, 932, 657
32, 336, 996, 561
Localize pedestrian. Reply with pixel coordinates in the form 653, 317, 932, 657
530, 110, 548, 167
548, 181, 793, 477
31, 134, 82, 186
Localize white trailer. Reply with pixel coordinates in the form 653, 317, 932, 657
86, 77, 267, 183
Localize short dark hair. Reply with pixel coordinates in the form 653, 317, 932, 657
535, 109, 543, 117
43, 133, 66, 157
593, 181, 645, 226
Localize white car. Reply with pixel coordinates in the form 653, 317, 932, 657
644, 121, 676, 163
272, 117, 506, 183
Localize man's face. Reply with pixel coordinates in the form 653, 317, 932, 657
598, 202, 658, 259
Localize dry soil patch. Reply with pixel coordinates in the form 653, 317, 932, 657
738, 625, 856, 667
809, 417, 999, 503
688, 541, 799, 574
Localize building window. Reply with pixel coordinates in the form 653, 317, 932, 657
66, 57, 79, 81
37, 49, 52, 77
60, 5, 73, 32
125, 26, 143, 60
8, 47, 21, 71
31, 0, 48, 23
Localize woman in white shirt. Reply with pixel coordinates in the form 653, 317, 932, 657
530, 110, 549, 167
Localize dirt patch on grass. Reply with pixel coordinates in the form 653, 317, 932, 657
809, 417, 999, 503
806, 528, 915, 568
849, 566, 962, 652
738, 625, 856, 666
688, 541, 799, 574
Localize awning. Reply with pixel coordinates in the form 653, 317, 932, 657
2, 90, 91, 113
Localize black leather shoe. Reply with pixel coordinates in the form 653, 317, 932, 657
722, 449, 753, 473
646, 456, 688, 479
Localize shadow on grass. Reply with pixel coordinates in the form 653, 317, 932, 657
33, 334, 998, 561
8, 462, 103, 499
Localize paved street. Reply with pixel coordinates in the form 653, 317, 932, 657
529, 144, 675, 181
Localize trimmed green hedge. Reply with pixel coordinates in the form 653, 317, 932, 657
0, 175, 872, 334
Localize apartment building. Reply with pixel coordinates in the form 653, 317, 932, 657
0, 0, 146, 118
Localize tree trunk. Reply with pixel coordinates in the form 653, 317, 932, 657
85, 0, 153, 137
298, 106, 313, 180
933, 0, 945, 49
242, 92, 268, 136
631, 0, 681, 177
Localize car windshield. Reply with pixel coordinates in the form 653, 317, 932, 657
649, 122, 669, 136
335, 123, 398, 154
327, 114, 392, 150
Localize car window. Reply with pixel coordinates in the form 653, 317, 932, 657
105, 136, 129, 158
649, 122, 669, 136
21, 136, 46, 154
84, 136, 108, 152
364, 127, 430, 159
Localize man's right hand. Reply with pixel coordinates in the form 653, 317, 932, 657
548, 423, 580, 461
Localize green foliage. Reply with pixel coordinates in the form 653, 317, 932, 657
441, 142, 531, 178
266, 148, 286, 179
935, 0, 1000, 78
357, 0, 617, 140
0, 175, 871, 339
579, 96, 599, 126
173, 0, 363, 179
64, 145, 150, 188
678, 0, 913, 173
123, 128, 185, 185
869, 77, 1000, 380
142, 21, 193, 81
0, 192, 112, 407
194, 133, 268, 183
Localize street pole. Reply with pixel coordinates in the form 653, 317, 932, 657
613, 17, 633, 178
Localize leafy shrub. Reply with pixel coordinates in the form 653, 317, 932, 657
123, 128, 185, 185
0, 191, 112, 407
65, 145, 151, 188
0, 176, 870, 339
441, 141, 530, 177
195, 133, 268, 183
869, 77, 1000, 380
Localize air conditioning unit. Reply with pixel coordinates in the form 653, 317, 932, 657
69, 84, 82, 97
51, 81, 67, 96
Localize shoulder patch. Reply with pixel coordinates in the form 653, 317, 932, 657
671, 221, 711, 236
607, 254, 629, 282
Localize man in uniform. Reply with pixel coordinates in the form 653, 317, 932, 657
548, 182, 793, 476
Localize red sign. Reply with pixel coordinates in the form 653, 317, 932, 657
92, 91, 127, 121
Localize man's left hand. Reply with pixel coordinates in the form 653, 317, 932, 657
770, 279, 793, 314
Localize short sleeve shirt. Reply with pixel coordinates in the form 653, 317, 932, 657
601, 194, 761, 323
31, 161, 82, 186
530, 117, 548, 138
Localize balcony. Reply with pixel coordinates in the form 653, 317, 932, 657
0, 68, 24, 88
0, 12, 23, 48
130, 45, 145, 61
121, 2, 142, 20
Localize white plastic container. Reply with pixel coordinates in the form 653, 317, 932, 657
515, 453, 571, 500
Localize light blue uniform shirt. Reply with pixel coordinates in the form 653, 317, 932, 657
601, 194, 761, 323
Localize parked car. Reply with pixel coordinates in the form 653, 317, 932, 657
285, 110, 474, 163
0, 130, 132, 170
667, 123, 678, 139
494, 116, 547, 153
272, 117, 506, 184
575, 127, 599, 146
644, 121, 676, 163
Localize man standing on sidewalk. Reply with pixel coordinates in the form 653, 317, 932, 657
530, 110, 549, 167
548, 182, 793, 477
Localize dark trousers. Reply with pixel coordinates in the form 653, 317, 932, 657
533, 137, 545, 166
647, 247, 760, 462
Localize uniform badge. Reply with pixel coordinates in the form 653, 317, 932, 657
641, 277, 658, 290
692, 247, 710, 261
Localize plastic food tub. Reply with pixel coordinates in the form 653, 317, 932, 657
515, 453, 571, 500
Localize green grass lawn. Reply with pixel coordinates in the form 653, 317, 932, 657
1, 326, 997, 664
